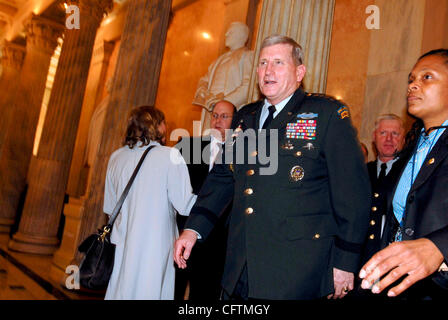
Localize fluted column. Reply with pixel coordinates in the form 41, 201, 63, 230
8, 0, 113, 254
72, 0, 172, 261
248, 0, 335, 101
0, 15, 63, 234
0, 41, 26, 158
66, 40, 115, 198
48, 0, 171, 285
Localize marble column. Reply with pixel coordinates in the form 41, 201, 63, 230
0, 15, 63, 234
66, 40, 115, 198
0, 41, 26, 159
248, 0, 335, 101
8, 0, 113, 254
51, 0, 172, 283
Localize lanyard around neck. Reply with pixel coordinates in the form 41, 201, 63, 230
409, 126, 447, 187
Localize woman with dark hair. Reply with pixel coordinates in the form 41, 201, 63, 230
360, 49, 448, 299
104, 106, 196, 299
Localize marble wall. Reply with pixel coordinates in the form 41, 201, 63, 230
327, 0, 448, 161
326, 0, 372, 135
359, 0, 425, 160
421, 0, 448, 53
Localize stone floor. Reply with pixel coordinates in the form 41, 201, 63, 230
0, 234, 103, 300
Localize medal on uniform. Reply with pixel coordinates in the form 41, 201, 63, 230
281, 140, 294, 150
286, 116, 317, 140
290, 165, 304, 181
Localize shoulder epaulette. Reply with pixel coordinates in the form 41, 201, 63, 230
305, 92, 342, 104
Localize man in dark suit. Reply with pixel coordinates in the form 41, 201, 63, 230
175, 100, 235, 300
361, 114, 405, 266
174, 35, 371, 300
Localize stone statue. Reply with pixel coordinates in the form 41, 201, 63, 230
193, 22, 254, 130
85, 77, 113, 168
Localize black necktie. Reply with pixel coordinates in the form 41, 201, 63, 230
262, 105, 276, 129
378, 163, 387, 183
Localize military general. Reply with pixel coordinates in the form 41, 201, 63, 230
174, 34, 371, 300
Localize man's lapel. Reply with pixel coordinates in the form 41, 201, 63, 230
233, 100, 263, 131
411, 130, 448, 192
201, 138, 211, 166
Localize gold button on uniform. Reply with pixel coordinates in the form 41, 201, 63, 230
313, 233, 320, 239
246, 169, 255, 176
428, 158, 435, 165
369, 234, 375, 240
244, 188, 253, 195
295, 151, 302, 157
374, 193, 379, 198
371, 206, 377, 212
370, 220, 376, 226
245, 207, 254, 214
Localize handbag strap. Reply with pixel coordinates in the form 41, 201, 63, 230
106, 145, 155, 228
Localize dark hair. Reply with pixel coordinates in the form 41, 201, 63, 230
398, 119, 423, 160
124, 105, 165, 148
418, 48, 448, 63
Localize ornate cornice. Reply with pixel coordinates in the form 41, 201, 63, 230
25, 14, 64, 54
1, 40, 26, 70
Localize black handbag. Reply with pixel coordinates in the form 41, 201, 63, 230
77, 145, 155, 290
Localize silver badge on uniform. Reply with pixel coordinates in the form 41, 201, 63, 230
281, 140, 294, 150
290, 165, 304, 181
303, 143, 314, 150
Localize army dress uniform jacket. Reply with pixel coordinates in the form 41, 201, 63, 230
185, 88, 371, 299
361, 158, 407, 266
381, 129, 448, 299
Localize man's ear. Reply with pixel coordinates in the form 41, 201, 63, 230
296, 64, 306, 83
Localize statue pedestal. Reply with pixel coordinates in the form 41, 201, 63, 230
50, 198, 85, 287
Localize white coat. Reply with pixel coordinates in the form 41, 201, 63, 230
104, 142, 196, 300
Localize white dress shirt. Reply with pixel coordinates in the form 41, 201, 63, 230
258, 94, 294, 129
209, 135, 223, 171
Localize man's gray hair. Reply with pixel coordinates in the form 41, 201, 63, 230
374, 113, 404, 130
260, 34, 304, 66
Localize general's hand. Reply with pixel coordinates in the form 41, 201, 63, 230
359, 238, 444, 297
174, 230, 198, 269
327, 268, 354, 299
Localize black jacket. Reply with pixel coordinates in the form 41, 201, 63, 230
381, 129, 448, 299
360, 157, 406, 266
175, 136, 230, 300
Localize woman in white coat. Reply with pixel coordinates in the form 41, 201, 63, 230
104, 106, 196, 300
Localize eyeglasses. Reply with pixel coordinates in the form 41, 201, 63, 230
211, 113, 233, 120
